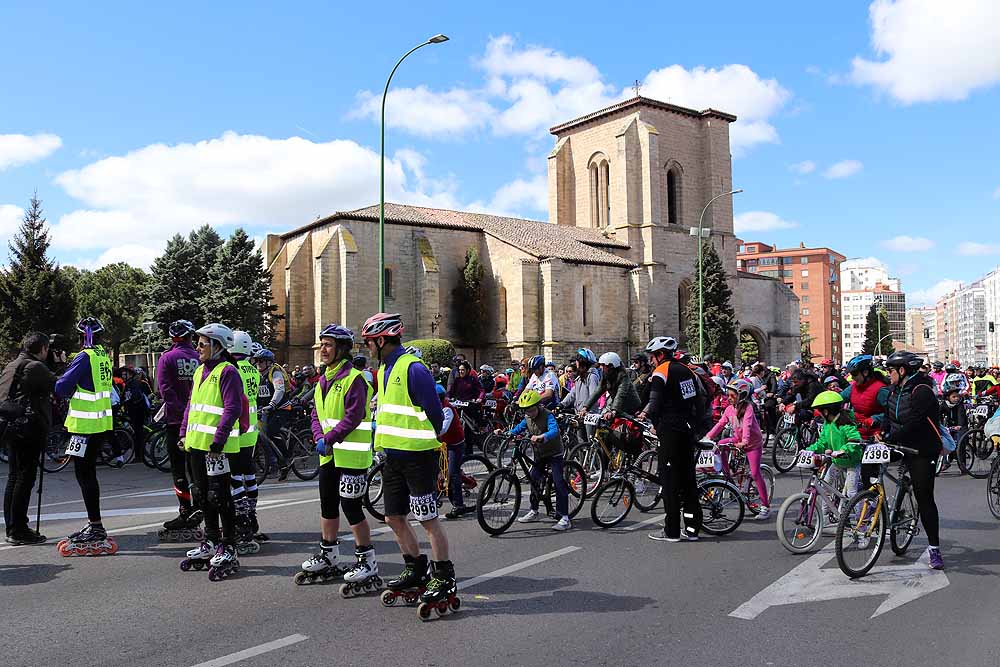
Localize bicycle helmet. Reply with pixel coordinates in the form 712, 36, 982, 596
945, 362, 959, 373
77, 317, 104, 348
598, 352, 622, 368
726, 378, 752, 403
196, 323, 235, 355
710, 376, 727, 391
320, 323, 355, 342
941, 373, 965, 393
812, 390, 844, 410
250, 341, 264, 357
932, 361, 944, 370
721, 361, 734, 370
645, 336, 678, 354
528, 355, 546, 371
360, 312, 404, 340
230, 330, 253, 356
823, 376, 841, 386
168, 319, 195, 339
353, 355, 368, 367
819, 358, 834, 367
435, 383, 446, 397
253, 348, 275, 362
404, 345, 423, 359
517, 389, 542, 409
846, 354, 874, 375
576, 348, 597, 365
494, 373, 508, 387
885, 351, 923, 370
480, 364, 495, 374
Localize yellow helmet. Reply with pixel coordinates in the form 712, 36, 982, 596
517, 389, 542, 409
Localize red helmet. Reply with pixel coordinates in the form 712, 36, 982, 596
820, 358, 834, 366
361, 313, 404, 340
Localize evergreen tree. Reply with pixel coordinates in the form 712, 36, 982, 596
861, 303, 895, 356
0, 194, 77, 354
683, 240, 738, 361
800, 321, 815, 361
74, 263, 149, 362
201, 228, 278, 346
143, 234, 203, 341
189, 224, 224, 278
450, 247, 487, 348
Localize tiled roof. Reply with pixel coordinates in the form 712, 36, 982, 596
282, 203, 637, 268
549, 96, 737, 135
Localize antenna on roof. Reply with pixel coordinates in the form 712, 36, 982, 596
632, 79, 642, 97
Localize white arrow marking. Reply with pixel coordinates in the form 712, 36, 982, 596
730, 542, 949, 620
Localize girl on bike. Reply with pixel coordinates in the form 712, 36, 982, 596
806, 391, 863, 515
704, 379, 770, 519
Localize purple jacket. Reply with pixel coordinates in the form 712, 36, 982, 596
311, 361, 370, 444
449, 375, 485, 402
55, 349, 97, 398
157, 342, 200, 425
180, 359, 248, 450
377, 346, 444, 435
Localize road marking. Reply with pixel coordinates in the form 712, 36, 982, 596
190, 633, 308, 667
730, 542, 949, 620
459, 546, 581, 591
624, 513, 664, 531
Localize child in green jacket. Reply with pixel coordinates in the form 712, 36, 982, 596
807, 391, 863, 511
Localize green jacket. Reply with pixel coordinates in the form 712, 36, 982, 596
807, 413, 862, 468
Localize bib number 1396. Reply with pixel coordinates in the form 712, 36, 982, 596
206, 455, 231, 476
65, 435, 88, 457
862, 444, 891, 464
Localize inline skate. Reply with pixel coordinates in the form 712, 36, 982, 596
340, 545, 384, 598
57, 523, 118, 557
293, 541, 348, 585
235, 514, 260, 556
380, 553, 429, 606
417, 560, 460, 621
179, 540, 215, 571
208, 543, 240, 581
158, 508, 204, 543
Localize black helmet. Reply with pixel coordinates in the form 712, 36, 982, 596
77, 317, 104, 348
168, 319, 195, 338
932, 360, 944, 370
885, 351, 923, 370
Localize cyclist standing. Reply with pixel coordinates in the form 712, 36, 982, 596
560, 349, 601, 448
881, 351, 944, 570
253, 348, 292, 479
842, 354, 889, 441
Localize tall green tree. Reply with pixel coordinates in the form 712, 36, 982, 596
201, 228, 278, 346
189, 224, 224, 277
143, 234, 203, 339
451, 247, 488, 348
684, 240, 738, 361
0, 194, 77, 354
740, 331, 759, 364
800, 321, 815, 361
861, 303, 895, 356
73, 263, 149, 362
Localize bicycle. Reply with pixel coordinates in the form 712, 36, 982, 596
771, 409, 820, 473
565, 413, 638, 492
589, 447, 662, 528
476, 434, 587, 535
252, 426, 320, 483
956, 405, 997, 477
984, 434, 1000, 519
693, 440, 769, 534
835, 441, 920, 578
776, 450, 856, 553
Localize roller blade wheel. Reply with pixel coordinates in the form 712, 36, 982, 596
236, 541, 260, 556
292, 567, 347, 586
416, 596, 460, 621
180, 558, 210, 572
58, 539, 118, 557
253, 533, 270, 542
381, 587, 424, 606
158, 528, 205, 543
339, 576, 385, 598
208, 562, 239, 581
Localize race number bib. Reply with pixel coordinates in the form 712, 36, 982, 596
206, 455, 231, 476
339, 472, 367, 499
796, 450, 816, 469
679, 379, 696, 400
696, 449, 720, 472
583, 412, 600, 426
65, 435, 88, 458
484, 399, 497, 410
973, 405, 989, 417
862, 444, 891, 464
783, 413, 795, 425
409, 492, 438, 522
451, 400, 469, 408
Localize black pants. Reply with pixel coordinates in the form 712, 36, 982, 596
165, 424, 193, 511
3, 432, 42, 534
73, 431, 112, 523
657, 427, 703, 538
126, 405, 147, 459
187, 449, 237, 545
907, 454, 940, 547
318, 460, 366, 525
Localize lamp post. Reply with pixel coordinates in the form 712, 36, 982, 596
141, 321, 159, 379
378, 34, 449, 311
875, 333, 893, 357
691, 188, 743, 359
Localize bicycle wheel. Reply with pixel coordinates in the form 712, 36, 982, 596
479, 432, 501, 459
746, 464, 777, 514
889, 484, 919, 556
458, 454, 494, 506
253, 442, 271, 485
288, 428, 320, 481
957, 429, 994, 478
363, 461, 386, 522
771, 428, 798, 474
43, 430, 72, 473
836, 489, 886, 578
113, 428, 135, 464
776, 491, 823, 554
151, 430, 171, 472
495, 437, 517, 470
540, 459, 588, 519
988, 459, 1000, 520
699, 479, 745, 536
476, 468, 521, 535
632, 450, 662, 512
590, 478, 634, 528
567, 442, 605, 493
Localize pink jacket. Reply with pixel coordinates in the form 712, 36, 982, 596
705, 404, 763, 451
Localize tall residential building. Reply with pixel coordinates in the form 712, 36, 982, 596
841, 286, 906, 360
738, 241, 845, 362
983, 268, 1000, 365
841, 259, 902, 292
905, 306, 937, 359
936, 290, 959, 363
956, 282, 987, 367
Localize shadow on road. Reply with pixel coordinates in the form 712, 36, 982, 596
451, 575, 654, 618
0, 563, 72, 586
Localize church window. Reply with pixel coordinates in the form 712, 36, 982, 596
664, 162, 683, 225
666, 169, 679, 224
499, 286, 508, 334
383, 268, 394, 299
588, 153, 610, 228
582, 284, 589, 327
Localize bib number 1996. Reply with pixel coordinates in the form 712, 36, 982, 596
206, 455, 231, 476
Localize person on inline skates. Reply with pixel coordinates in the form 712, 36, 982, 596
229, 331, 262, 554
296, 324, 380, 595
178, 324, 248, 580
806, 391, 862, 522
54, 318, 119, 556
362, 313, 459, 618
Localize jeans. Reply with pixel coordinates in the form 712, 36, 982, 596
657, 427, 703, 538
3, 432, 42, 534
529, 454, 569, 517
447, 444, 465, 508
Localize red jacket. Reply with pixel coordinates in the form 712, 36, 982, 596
438, 400, 465, 447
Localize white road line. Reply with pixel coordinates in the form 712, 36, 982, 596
190, 633, 309, 667
623, 513, 665, 531
458, 545, 581, 591
1, 506, 179, 526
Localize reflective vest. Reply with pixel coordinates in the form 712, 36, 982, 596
374, 354, 439, 452
236, 359, 260, 448
65, 347, 114, 435
186, 362, 241, 453
316, 362, 374, 469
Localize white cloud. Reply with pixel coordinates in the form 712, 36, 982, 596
850, 0, 1000, 103
351, 86, 496, 138
0, 204, 23, 236
841, 256, 888, 271
880, 235, 934, 252
733, 211, 798, 234
790, 160, 815, 175
469, 174, 548, 218
824, 159, 863, 179
481, 35, 601, 85
910, 278, 962, 306
0, 133, 62, 170
957, 241, 1000, 256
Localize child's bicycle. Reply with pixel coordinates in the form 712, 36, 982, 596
589, 447, 662, 528
696, 440, 774, 518
475, 434, 587, 535
776, 449, 855, 553
835, 441, 920, 578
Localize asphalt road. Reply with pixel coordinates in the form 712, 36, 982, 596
2, 457, 998, 667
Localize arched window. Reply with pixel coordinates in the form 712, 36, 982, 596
588, 153, 610, 228
600, 161, 610, 227
383, 267, 394, 299
664, 161, 683, 225
582, 284, 589, 327
499, 285, 508, 334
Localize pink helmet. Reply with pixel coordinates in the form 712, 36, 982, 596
361, 312, 405, 340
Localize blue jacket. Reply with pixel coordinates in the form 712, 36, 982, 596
55, 350, 96, 398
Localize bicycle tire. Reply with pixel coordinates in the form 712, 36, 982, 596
957, 428, 994, 478
632, 450, 662, 512
567, 442, 606, 493
253, 442, 271, 485
43, 430, 72, 473
540, 459, 587, 519
479, 432, 501, 459
835, 489, 886, 578
988, 458, 1000, 520
699, 479, 745, 536
776, 491, 823, 554
476, 468, 521, 535
288, 428, 320, 481
457, 454, 494, 506
771, 427, 798, 474
113, 428, 135, 465
590, 478, 635, 528
151, 429, 171, 472
363, 460, 386, 522
889, 483, 918, 556
495, 437, 517, 470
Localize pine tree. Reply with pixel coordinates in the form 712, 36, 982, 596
143, 234, 203, 340
0, 194, 77, 354
73, 263, 149, 362
201, 229, 279, 346
800, 321, 815, 361
450, 247, 487, 348
861, 303, 895, 356
683, 240, 738, 361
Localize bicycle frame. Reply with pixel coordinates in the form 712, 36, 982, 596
799, 458, 852, 527
850, 460, 911, 539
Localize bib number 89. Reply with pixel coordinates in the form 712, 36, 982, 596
339, 473, 367, 499
409, 492, 438, 522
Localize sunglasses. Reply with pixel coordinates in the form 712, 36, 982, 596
196, 341, 212, 349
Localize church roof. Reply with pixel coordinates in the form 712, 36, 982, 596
549, 96, 737, 135
284, 203, 637, 268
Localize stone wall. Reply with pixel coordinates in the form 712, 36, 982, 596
734, 273, 801, 364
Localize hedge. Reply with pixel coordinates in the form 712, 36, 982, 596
404, 338, 455, 366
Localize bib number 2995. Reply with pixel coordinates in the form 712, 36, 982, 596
65, 435, 88, 457
206, 455, 231, 476
409, 493, 438, 522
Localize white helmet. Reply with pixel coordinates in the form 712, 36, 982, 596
230, 330, 253, 356
195, 323, 235, 355
598, 352, 622, 368
645, 336, 678, 354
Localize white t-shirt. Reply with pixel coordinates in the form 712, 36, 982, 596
527, 370, 560, 402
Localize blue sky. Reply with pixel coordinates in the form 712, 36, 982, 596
1, 1, 998, 305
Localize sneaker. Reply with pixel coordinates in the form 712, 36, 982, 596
552, 516, 572, 531
928, 547, 944, 570
681, 530, 699, 542
517, 509, 541, 523
754, 507, 771, 521
648, 530, 681, 542
444, 506, 472, 520
6, 528, 47, 545
111, 455, 125, 468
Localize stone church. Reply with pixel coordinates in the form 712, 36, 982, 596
264, 96, 800, 367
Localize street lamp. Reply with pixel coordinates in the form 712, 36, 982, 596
691, 189, 743, 358
378, 34, 449, 311
141, 321, 159, 378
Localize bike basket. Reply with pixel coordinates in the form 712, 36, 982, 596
607, 418, 644, 455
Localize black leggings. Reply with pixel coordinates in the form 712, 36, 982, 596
318, 460, 366, 525
187, 449, 237, 544
165, 425, 194, 511
907, 454, 940, 547
657, 428, 703, 538
73, 431, 112, 523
